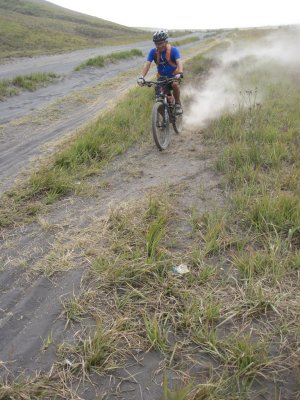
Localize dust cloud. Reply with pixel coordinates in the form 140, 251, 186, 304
184, 27, 300, 128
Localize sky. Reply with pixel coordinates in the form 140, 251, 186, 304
48, 0, 300, 30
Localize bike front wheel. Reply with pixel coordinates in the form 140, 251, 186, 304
152, 102, 170, 151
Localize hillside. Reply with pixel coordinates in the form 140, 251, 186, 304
0, 0, 148, 59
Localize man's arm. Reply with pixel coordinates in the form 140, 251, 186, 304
140, 60, 152, 78
176, 58, 183, 74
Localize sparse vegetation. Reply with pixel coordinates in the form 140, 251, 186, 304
75, 47, 299, 398
184, 53, 215, 76
171, 36, 200, 47
0, 0, 148, 59
0, 84, 153, 227
1, 28, 300, 399
0, 72, 60, 100
75, 49, 143, 71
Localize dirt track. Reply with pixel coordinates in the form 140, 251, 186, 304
0, 125, 223, 397
1, 28, 299, 399
0, 33, 209, 194
0, 35, 222, 398
0, 47, 146, 193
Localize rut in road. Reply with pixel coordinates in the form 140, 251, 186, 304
0, 77, 134, 194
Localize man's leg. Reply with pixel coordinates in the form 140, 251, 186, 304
172, 82, 183, 114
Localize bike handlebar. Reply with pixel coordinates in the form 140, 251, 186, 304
143, 77, 179, 87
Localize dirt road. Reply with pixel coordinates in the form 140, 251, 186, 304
0, 33, 207, 194
0, 117, 222, 399
1, 28, 298, 399
0, 34, 220, 398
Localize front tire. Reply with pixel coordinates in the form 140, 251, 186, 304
152, 102, 170, 150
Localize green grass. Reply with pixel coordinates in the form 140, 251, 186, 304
146, 200, 169, 260
171, 36, 200, 47
0, 72, 60, 100
73, 41, 299, 397
75, 49, 143, 71
0, 80, 18, 99
0, 85, 153, 227
53, 88, 151, 173
143, 313, 170, 353
0, 0, 148, 59
61, 293, 85, 324
0, 374, 62, 399
1, 30, 300, 399
12, 72, 59, 90
78, 177, 296, 397
80, 324, 119, 372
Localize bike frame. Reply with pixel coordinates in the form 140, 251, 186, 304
143, 77, 183, 150
146, 77, 177, 121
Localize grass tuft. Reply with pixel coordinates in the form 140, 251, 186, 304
0, 72, 60, 100
75, 49, 143, 71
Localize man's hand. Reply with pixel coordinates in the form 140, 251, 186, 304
137, 76, 145, 86
175, 73, 184, 80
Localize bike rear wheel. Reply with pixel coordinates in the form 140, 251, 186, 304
172, 111, 183, 134
152, 102, 170, 151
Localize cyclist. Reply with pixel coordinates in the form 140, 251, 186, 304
137, 30, 184, 114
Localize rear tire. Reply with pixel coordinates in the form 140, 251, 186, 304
152, 102, 170, 151
173, 109, 183, 134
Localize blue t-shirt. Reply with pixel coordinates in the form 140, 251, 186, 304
147, 46, 180, 77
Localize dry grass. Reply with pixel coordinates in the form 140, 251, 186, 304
1, 30, 299, 399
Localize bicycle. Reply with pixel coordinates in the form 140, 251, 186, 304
143, 77, 183, 151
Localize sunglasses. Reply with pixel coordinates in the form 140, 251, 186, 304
155, 41, 166, 47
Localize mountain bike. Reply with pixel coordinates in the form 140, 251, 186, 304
143, 77, 183, 151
